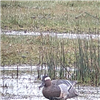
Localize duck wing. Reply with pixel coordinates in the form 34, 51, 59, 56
52, 80, 77, 87
51, 80, 78, 99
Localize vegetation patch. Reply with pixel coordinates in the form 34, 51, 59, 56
1, 1, 100, 86
1, 28, 100, 86
1, 1, 100, 32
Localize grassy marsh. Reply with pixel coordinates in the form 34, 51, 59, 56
1, 1, 100, 85
1, 34, 76, 66
1, 30, 100, 86
1, 1, 100, 32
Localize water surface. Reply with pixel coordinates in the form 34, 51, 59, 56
0, 65, 100, 100
2, 30, 100, 39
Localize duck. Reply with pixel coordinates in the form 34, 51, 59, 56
39, 75, 78, 100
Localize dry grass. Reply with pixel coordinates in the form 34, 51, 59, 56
1, 34, 76, 65
1, 1, 100, 32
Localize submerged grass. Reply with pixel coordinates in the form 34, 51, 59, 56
1, 1, 100, 32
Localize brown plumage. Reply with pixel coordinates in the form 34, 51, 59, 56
39, 76, 78, 100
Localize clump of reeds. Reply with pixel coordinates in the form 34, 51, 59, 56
37, 28, 100, 86
74, 28, 100, 86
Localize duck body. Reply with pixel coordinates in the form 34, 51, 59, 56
43, 83, 61, 99
39, 76, 78, 100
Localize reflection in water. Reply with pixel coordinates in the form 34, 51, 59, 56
0, 66, 100, 100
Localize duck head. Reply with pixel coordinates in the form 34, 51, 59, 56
39, 76, 51, 89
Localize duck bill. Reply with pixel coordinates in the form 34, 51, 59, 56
39, 82, 45, 89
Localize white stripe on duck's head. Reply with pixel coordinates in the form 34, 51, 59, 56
42, 75, 51, 81
39, 76, 51, 89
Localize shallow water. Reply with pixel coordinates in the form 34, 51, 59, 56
0, 65, 100, 100
2, 30, 100, 39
